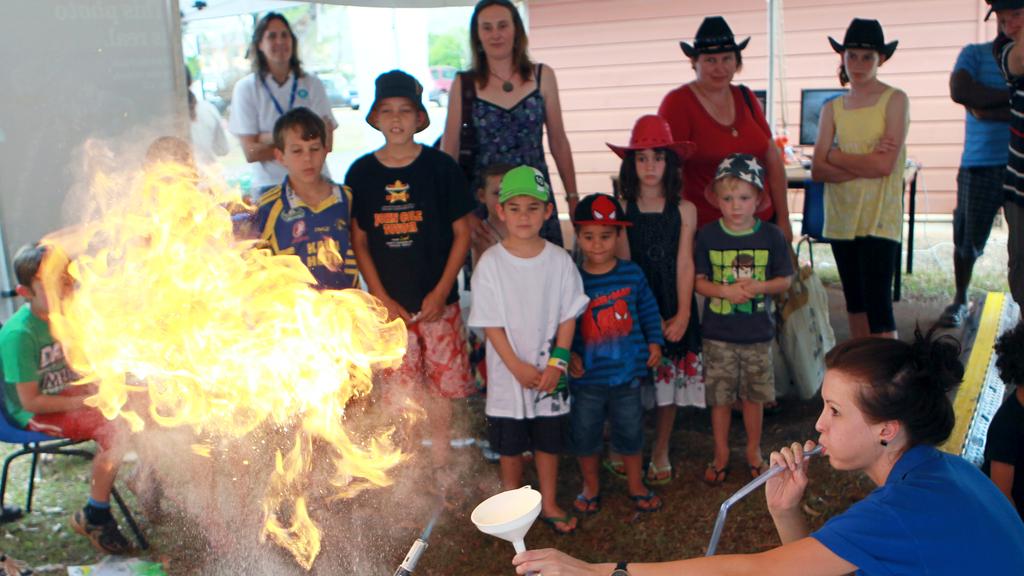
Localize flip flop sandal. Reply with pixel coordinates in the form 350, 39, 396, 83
573, 493, 601, 515
540, 514, 577, 535
749, 461, 770, 480
644, 461, 673, 486
703, 462, 729, 486
602, 458, 627, 480
630, 489, 663, 513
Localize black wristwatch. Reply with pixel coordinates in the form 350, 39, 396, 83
610, 561, 629, 575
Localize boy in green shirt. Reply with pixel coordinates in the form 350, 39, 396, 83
0, 243, 131, 554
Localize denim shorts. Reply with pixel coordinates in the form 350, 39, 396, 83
569, 382, 643, 456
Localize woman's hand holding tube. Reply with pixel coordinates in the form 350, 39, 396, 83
766, 440, 817, 544
766, 441, 816, 515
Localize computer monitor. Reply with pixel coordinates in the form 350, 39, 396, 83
799, 89, 847, 146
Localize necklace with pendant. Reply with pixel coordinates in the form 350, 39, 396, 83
694, 83, 738, 137
491, 70, 515, 93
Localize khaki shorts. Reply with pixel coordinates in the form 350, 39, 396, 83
703, 339, 774, 406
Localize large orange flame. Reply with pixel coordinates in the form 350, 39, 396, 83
39, 159, 407, 569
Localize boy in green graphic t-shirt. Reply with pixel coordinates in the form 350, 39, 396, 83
0, 243, 132, 554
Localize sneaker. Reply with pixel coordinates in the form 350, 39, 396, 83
0, 504, 23, 524
70, 509, 132, 555
938, 302, 968, 328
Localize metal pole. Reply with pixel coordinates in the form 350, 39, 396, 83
767, 0, 775, 132
0, 217, 15, 319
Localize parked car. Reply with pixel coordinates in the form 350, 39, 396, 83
320, 74, 360, 110
429, 65, 456, 107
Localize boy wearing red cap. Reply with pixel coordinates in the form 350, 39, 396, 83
568, 193, 665, 515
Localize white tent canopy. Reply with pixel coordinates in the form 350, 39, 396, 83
180, 0, 478, 22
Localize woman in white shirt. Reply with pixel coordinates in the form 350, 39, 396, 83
228, 12, 337, 197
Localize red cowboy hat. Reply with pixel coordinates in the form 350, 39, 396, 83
606, 115, 696, 161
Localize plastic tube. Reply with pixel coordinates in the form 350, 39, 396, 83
706, 445, 824, 556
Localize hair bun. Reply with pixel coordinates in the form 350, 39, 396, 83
910, 326, 963, 395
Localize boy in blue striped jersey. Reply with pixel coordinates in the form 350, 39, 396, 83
568, 193, 665, 515
254, 107, 358, 290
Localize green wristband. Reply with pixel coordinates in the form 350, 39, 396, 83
550, 347, 571, 363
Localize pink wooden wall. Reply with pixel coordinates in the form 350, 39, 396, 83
527, 0, 999, 215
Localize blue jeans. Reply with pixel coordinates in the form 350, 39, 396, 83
569, 382, 643, 456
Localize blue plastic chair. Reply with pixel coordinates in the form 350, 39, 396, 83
0, 393, 148, 549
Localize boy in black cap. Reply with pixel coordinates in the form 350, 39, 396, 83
346, 70, 476, 480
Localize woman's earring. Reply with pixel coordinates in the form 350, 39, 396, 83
880, 439, 888, 447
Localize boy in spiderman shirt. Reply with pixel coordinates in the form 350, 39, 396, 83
568, 193, 665, 515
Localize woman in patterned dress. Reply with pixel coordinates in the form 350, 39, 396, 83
441, 0, 579, 247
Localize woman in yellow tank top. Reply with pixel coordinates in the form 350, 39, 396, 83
811, 18, 910, 339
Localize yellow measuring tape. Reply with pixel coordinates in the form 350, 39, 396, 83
940, 292, 1005, 456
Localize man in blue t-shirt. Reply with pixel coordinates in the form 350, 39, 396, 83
942, 17, 1012, 327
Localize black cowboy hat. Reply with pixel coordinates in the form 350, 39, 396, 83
986, 0, 1024, 21
829, 18, 898, 60
679, 16, 750, 58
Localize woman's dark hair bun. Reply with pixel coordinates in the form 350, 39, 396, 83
826, 324, 964, 448
909, 325, 963, 395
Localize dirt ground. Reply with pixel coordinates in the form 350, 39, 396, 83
0, 243, 1000, 574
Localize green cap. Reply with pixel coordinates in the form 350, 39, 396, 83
499, 165, 550, 204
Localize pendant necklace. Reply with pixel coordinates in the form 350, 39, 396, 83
491, 69, 515, 93
694, 83, 738, 137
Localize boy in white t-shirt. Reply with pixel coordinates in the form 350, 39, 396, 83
469, 165, 589, 535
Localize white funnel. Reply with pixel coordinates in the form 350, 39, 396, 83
471, 485, 542, 553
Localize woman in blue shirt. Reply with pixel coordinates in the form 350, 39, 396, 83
513, 329, 1024, 575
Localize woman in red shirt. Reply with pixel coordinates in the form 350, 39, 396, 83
658, 16, 792, 241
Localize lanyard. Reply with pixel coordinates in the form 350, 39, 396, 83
261, 74, 298, 116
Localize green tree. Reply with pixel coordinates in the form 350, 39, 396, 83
429, 29, 468, 69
